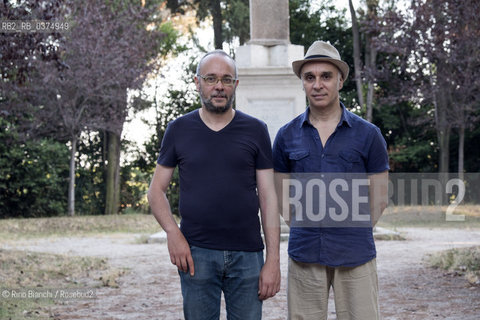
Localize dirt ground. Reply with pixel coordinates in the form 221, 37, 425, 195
4, 227, 480, 320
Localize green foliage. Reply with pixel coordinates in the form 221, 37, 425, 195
388, 137, 437, 172
373, 101, 438, 172
450, 117, 480, 172
74, 131, 106, 215
0, 118, 69, 218
120, 165, 151, 213
223, 0, 250, 45
134, 57, 200, 169
158, 21, 188, 57
290, 0, 349, 50
168, 0, 249, 48
167, 167, 181, 215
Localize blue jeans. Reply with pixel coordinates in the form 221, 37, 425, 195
179, 246, 264, 320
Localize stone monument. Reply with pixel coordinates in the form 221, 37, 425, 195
235, 0, 305, 143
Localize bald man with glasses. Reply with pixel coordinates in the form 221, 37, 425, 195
148, 50, 281, 320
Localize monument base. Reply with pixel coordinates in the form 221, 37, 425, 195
235, 43, 305, 143
236, 43, 304, 68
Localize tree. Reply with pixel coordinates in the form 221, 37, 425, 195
349, 0, 401, 123
167, 0, 222, 49
362, 0, 382, 123
374, 0, 480, 174
167, 0, 250, 50
222, 0, 249, 46
440, 1, 480, 179
20, 0, 166, 216
102, 12, 182, 216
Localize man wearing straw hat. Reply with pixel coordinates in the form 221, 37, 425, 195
273, 41, 389, 319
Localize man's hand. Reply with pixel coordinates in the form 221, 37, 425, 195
258, 258, 281, 300
166, 228, 195, 276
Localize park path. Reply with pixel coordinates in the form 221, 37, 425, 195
3, 228, 480, 320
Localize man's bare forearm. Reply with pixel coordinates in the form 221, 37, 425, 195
369, 170, 389, 226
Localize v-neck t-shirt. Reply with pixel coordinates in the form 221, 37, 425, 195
157, 109, 273, 251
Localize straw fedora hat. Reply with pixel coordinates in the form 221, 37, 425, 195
292, 40, 349, 81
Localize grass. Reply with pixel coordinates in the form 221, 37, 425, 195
0, 208, 478, 317
0, 249, 126, 319
0, 206, 478, 240
0, 207, 478, 242
0, 213, 162, 240
0, 214, 156, 317
377, 205, 480, 229
428, 246, 480, 286
373, 232, 406, 241
381, 206, 480, 286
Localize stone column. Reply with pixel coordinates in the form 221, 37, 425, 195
235, 0, 305, 144
249, 0, 289, 46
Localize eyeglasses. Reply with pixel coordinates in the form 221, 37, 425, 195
198, 75, 237, 86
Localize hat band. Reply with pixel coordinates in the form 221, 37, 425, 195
305, 54, 332, 60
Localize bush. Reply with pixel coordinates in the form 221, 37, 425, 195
429, 246, 480, 286
429, 246, 480, 272
0, 119, 69, 217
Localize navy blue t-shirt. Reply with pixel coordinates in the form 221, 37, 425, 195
157, 109, 273, 251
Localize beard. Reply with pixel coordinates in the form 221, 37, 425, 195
200, 91, 235, 114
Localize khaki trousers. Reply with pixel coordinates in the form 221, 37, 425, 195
287, 258, 379, 320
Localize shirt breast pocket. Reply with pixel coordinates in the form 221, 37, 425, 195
288, 150, 310, 172
338, 150, 364, 172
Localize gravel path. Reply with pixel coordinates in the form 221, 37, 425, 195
3, 228, 480, 319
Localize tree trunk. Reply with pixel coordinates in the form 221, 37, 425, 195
349, 0, 365, 110
104, 131, 121, 215
113, 134, 121, 214
366, 82, 374, 122
432, 72, 451, 205
68, 135, 77, 216
431, 58, 451, 174
211, 0, 223, 49
437, 125, 450, 173
435, 90, 450, 174
365, 0, 379, 123
365, 25, 377, 123
458, 124, 465, 181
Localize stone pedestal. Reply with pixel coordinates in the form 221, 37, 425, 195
235, 44, 305, 143
235, 0, 305, 143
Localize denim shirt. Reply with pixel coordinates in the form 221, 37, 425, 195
273, 104, 389, 267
